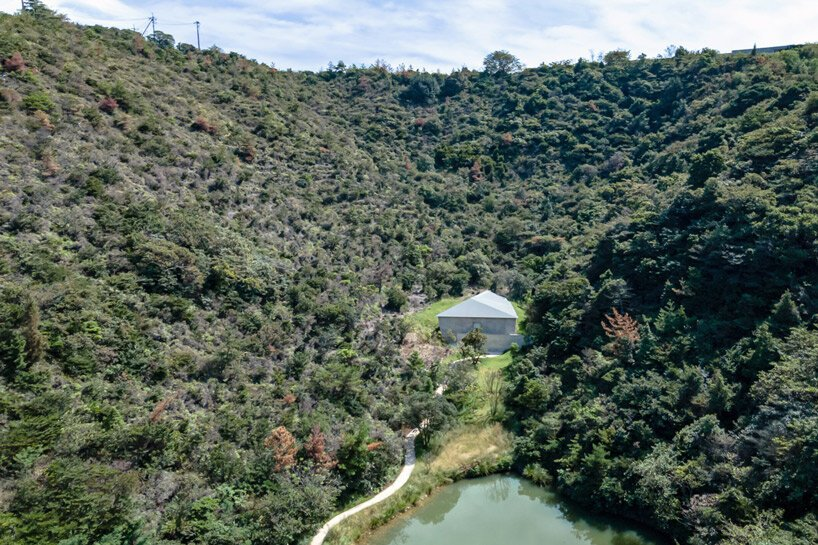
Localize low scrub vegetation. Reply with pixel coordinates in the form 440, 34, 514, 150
1, 6, 817, 545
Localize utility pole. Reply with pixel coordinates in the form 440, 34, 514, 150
195, 21, 201, 50
142, 14, 156, 37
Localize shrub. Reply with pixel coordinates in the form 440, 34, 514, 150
235, 137, 256, 162
805, 92, 818, 115
192, 116, 218, 135
441, 72, 467, 97
98, 96, 118, 113
689, 149, 725, 187
523, 463, 553, 486
254, 114, 285, 140
264, 426, 297, 471
23, 91, 54, 112
107, 81, 136, 112
41, 153, 59, 176
460, 328, 487, 365
384, 285, 408, 312
1, 88, 22, 106
81, 166, 120, 197
33, 110, 53, 131
402, 74, 439, 106
2, 52, 25, 72
81, 106, 102, 127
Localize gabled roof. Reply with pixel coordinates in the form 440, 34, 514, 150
436, 290, 518, 320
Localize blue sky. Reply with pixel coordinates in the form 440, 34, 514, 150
2, 1, 817, 71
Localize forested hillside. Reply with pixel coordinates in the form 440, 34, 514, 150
1, 7, 817, 545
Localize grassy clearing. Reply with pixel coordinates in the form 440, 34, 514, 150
511, 301, 526, 333
404, 295, 468, 336
468, 354, 514, 423
324, 424, 512, 545
480, 352, 513, 371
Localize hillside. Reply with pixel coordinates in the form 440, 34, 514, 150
1, 7, 817, 545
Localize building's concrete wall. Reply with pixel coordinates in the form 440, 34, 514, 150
484, 333, 525, 354
438, 317, 522, 354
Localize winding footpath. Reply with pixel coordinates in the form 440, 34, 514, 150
309, 354, 499, 545
309, 428, 420, 545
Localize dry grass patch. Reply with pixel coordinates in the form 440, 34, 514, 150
430, 423, 512, 474
399, 329, 451, 365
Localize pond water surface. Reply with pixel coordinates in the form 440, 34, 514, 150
365, 475, 668, 545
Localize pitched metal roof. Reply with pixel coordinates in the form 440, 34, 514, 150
436, 290, 518, 319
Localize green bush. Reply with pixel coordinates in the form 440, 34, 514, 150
22, 90, 54, 112
384, 285, 408, 311
805, 92, 818, 115
402, 73, 439, 105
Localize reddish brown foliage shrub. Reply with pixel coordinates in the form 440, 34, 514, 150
132, 34, 145, 54
305, 426, 336, 469
264, 426, 297, 471
356, 76, 372, 95
149, 391, 179, 423
192, 116, 218, 135
469, 159, 483, 182
366, 441, 383, 451
501, 132, 513, 145
602, 308, 640, 343
99, 97, 118, 113
3, 52, 26, 72
236, 140, 256, 163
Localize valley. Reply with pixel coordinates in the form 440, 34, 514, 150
1, 6, 817, 545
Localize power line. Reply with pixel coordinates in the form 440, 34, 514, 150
82, 11, 203, 48
86, 16, 149, 22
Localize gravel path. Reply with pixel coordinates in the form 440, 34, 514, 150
309, 428, 420, 545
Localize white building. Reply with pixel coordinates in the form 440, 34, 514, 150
437, 290, 524, 354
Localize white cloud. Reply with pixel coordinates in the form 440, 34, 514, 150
1, 0, 816, 70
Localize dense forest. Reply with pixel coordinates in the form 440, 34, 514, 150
1, 6, 817, 545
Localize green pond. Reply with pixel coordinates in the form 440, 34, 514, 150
365, 475, 668, 545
